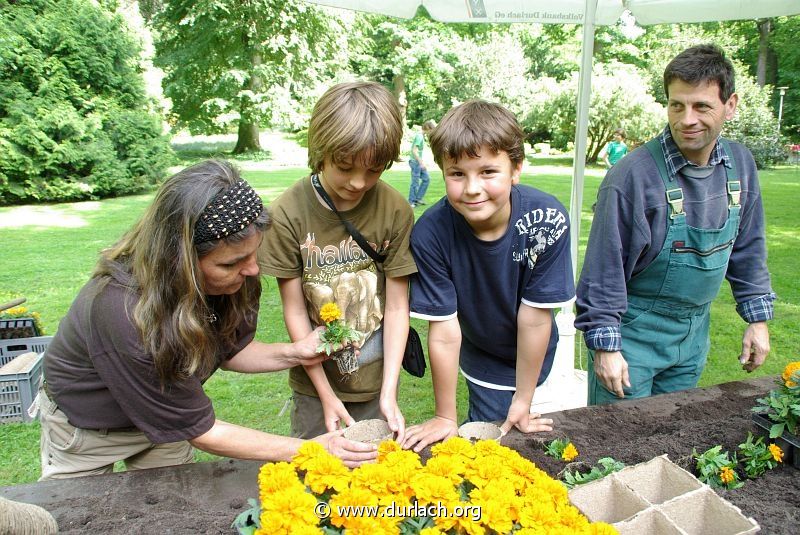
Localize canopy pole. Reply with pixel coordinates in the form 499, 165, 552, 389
567, 0, 598, 291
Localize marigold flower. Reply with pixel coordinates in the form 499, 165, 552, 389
782, 361, 800, 387
319, 302, 342, 323
561, 443, 579, 461
719, 466, 736, 485
769, 443, 784, 463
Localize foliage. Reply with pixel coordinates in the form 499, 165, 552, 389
244, 438, 616, 534
152, 0, 345, 152
562, 458, 625, 489
724, 72, 790, 169
522, 63, 664, 160
0, 0, 172, 204
692, 445, 743, 490
544, 438, 579, 462
737, 432, 783, 479
753, 362, 800, 438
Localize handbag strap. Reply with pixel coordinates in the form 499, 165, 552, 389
311, 174, 387, 263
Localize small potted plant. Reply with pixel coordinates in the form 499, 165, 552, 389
317, 302, 362, 376
752, 361, 800, 469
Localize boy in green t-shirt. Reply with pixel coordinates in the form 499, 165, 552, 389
259, 82, 417, 442
600, 128, 629, 168
408, 120, 436, 207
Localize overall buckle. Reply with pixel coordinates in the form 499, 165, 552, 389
727, 180, 741, 207
665, 188, 684, 219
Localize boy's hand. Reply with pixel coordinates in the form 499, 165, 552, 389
312, 430, 377, 468
500, 401, 554, 435
379, 397, 406, 444
321, 397, 355, 432
401, 416, 458, 452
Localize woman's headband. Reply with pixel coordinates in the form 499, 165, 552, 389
194, 180, 264, 245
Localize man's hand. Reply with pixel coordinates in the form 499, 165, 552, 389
401, 416, 458, 452
594, 350, 630, 398
740, 321, 770, 372
313, 431, 377, 468
500, 397, 553, 435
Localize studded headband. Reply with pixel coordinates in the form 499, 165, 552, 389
193, 180, 264, 244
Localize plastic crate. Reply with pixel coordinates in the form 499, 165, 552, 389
0, 317, 40, 340
0, 351, 44, 423
0, 335, 52, 366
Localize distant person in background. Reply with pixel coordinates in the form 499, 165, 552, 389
600, 128, 629, 169
576, 44, 774, 405
408, 120, 436, 208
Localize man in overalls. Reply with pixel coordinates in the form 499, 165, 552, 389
576, 44, 775, 404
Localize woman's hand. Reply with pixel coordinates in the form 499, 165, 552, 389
312, 430, 377, 468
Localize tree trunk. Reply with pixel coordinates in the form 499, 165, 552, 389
756, 19, 773, 87
233, 48, 264, 154
393, 74, 407, 128
233, 122, 262, 154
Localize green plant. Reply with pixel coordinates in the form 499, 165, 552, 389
544, 438, 579, 462
316, 302, 361, 356
737, 432, 784, 479
753, 362, 800, 438
692, 445, 743, 489
562, 457, 625, 489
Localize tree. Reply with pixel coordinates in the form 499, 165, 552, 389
0, 0, 172, 204
152, 0, 343, 153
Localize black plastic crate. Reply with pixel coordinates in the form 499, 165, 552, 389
752, 412, 800, 469
0, 317, 40, 339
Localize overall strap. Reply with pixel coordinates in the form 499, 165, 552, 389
645, 139, 684, 220
719, 139, 741, 208
310, 174, 387, 263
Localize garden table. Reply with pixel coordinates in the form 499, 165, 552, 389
1, 375, 796, 533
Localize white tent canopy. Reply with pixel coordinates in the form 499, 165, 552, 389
301, 0, 800, 412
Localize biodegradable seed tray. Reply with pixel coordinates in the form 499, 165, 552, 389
568, 455, 759, 535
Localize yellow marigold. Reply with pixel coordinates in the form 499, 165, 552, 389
431, 436, 476, 461
3, 306, 27, 315
420, 529, 448, 535
328, 486, 379, 529
292, 440, 328, 471
434, 506, 486, 535
588, 522, 621, 534
555, 503, 590, 531
782, 361, 800, 387
304, 453, 350, 494
410, 473, 460, 506
561, 443, 579, 462
377, 439, 402, 461
260, 486, 319, 532
719, 466, 735, 485
424, 455, 465, 485
319, 302, 342, 323
769, 443, 784, 463
258, 462, 304, 500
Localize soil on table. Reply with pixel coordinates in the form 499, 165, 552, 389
1, 376, 797, 534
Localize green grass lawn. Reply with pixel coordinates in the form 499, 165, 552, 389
1, 157, 798, 486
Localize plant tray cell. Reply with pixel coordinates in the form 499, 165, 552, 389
568, 474, 649, 524
0, 336, 53, 367
614, 508, 684, 535
659, 487, 759, 535
614, 454, 702, 505
752, 412, 800, 469
0, 318, 40, 340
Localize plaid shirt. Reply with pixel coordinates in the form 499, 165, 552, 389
658, 126, 731, 179
584, 128, 775, 352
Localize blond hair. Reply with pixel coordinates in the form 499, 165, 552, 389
94, 160, 268, 383
307, 81, 403, 173
429, 100, 525, 169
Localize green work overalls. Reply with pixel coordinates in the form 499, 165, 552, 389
589, 139, 741, 405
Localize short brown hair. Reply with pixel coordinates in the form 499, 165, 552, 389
307, 81, 403, 174
429, 100, 525, 169
664, 44, 735, 103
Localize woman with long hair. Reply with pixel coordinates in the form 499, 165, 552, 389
38, 160, 376, 480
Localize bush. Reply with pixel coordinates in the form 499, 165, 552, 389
0, 0, 173, 204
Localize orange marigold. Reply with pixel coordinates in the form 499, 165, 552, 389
719, 466, 735, 485
769, 443, 784, 463
781, 361, 800, 387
